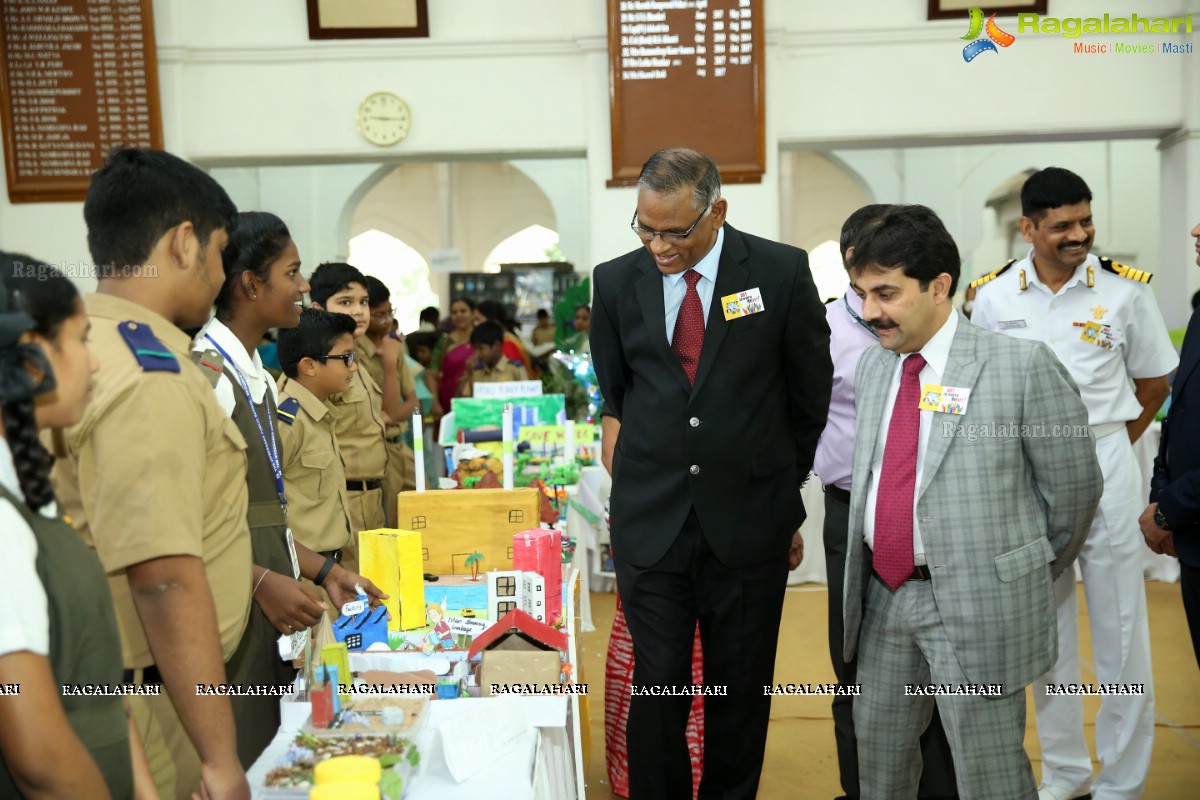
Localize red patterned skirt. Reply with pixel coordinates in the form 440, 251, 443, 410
604, 594, 705, 798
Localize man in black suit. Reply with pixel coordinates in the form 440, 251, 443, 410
1142, 220, 1200, 668
590, 147, 833, 799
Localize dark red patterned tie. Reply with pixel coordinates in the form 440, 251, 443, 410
672, 270, 705, 385
874, 353, 926, 590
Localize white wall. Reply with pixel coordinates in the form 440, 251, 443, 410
1, 0, 1196, 315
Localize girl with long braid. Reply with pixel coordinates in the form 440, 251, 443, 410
0, 253, 157, 798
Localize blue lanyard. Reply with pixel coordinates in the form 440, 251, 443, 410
204, 335, 286, 510
843, 295, 879, 339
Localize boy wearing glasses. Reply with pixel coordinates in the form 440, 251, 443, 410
308, 263, 392, 572
275, 307, 357, 602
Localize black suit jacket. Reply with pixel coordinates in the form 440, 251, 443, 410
590, 224, 832, 569
1151, 306, 1200, 567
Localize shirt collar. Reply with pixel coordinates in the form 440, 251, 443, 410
279, 376, 330, 423
85, 293, 191, 355
196, 317, 267, 384
1024, 249, 1097, 294
0, 436, 59, 519
907, 308, 959, 379
662, 225, 724, 288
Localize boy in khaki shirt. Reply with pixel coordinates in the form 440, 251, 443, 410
360, 276, 419, 525
276, 308, 356, 563
276, 308, 363, 618
52, 148, 250, 800
458, 321, 530, 397
308, 263, 399, 570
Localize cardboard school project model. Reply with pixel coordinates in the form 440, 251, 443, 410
396, 487, 541, 575
485, 569, 548, 623
467, 608, 569, 697
359, 528, 426, 632
512, 529, 562, 624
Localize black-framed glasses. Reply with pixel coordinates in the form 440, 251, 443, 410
314, 351, 356, 366
631, 205, 711, 244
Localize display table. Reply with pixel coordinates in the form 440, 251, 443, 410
249, 572, 587, 799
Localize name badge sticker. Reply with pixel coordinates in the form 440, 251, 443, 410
998, 319, 1027, 330
919, 384, 971, 415
1080, 321, 1119, 350
721, 288, 765, 321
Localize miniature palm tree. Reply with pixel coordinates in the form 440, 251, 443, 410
465, 551, 484, 581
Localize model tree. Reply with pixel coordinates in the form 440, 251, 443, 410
465, 551, 485, 581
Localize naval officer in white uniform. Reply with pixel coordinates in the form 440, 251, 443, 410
970, 167, 1175, 800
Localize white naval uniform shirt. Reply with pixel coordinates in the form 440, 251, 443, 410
971, 251, 1178, 427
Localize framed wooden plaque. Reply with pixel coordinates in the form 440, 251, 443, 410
927, 0, 1047, 21
306, 0, 429, 40
607, 0, 765, 186
0, 0, 164, 203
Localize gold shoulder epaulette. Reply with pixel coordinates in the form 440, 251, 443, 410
1099, 257, 1152, 284
968, 259, 1017, 290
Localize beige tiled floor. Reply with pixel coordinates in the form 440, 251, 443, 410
581, 581, 1200, 799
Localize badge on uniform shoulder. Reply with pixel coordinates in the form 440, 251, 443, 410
190, 349, 224, 389
118, 321, 180, 373
721, 287, 765, 321
919, 384, 970, 415
277, 396, 300, 426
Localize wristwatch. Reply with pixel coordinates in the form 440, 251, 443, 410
1154, 506, 1172, 531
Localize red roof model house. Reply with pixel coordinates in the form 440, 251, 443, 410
468, 609, 568, 697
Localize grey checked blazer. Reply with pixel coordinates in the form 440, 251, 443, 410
843, 315, 1102, 695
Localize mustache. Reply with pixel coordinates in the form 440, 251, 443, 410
1059, 239, 1090, 249
868, 319, 897, 330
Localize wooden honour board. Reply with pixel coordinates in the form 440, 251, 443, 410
0, 0, 163, 203
607, 0, 764, 187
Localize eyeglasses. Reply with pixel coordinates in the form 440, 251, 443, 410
314, 352, 356, 366
370, 310, 395, 323
631, 205, 711, 244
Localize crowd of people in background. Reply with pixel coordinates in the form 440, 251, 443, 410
2, 143, 1197, 800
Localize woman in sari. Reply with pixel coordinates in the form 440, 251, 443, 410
426, 297, 476, 420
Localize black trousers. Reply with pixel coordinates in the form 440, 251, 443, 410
615, 508, 788, 800
823, 488, 959, 799
1182, 560, 1200, 669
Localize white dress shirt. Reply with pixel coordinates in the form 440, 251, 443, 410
663, 226, 724, 344
0, 437, 51, 658
863, 309, 960, 566
193, 316, 278, 419
970, 251, 1177, 428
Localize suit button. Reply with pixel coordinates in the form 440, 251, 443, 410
689, 417, 700, 428
689, 465, 700, 475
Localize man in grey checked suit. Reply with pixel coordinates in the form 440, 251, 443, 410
842, 205, 1102, 799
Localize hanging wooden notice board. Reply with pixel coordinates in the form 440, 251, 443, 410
0, 0, 163, 203
607, 0, 765, 187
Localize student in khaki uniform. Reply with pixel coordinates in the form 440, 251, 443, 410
194, 212, 385, 768
276, 308, 362, 618
362, 276, 418, 524
51, 148, 251, 800
308, 263, 391, 570
458, 320, 530, 397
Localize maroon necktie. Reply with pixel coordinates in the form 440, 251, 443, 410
873, 353, 926, 590
672, 270, 705, 384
